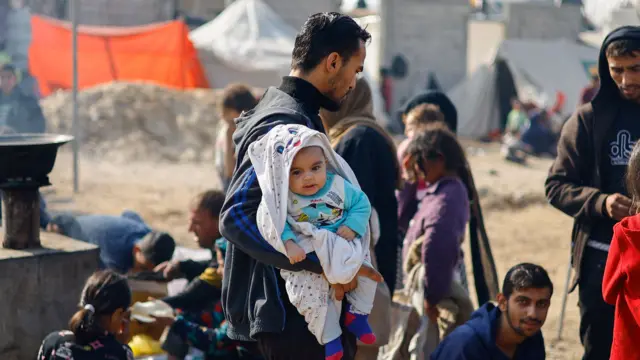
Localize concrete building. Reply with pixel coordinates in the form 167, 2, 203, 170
380, 0, 469, 111
72, 0, 175, 26
504, 2, 582, 41
262, 0, 340, 30
180, 0, 226, 20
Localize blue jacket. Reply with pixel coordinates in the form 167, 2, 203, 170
431, 303, 546, 360
49, 211, 151, 273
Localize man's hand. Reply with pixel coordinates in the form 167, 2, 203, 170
605, 193, 633, 220
285, 240, 306, 264
153, 261, 182, 281
330, 264, 383, 301
337, 226, 358, 241
357, 264, 384, 283
424, 299, 439, 323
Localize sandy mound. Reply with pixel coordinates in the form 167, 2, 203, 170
41, 82, 223, 163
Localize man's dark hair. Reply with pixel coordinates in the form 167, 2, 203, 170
502, 263, 553, 299
606, 39, 640, 58
220, 83, 257, 113
194, 190, 226, 218
291, 12, 371, 73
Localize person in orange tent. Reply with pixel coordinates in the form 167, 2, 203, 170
603, 140, 640, 360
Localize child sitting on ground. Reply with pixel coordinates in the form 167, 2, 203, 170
248, 124, 382, 360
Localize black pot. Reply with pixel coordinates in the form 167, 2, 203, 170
0, 133, 73, 185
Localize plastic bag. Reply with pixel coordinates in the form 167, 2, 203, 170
128, 334, 165, 357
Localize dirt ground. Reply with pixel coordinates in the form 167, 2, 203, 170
44, 142, 583, 359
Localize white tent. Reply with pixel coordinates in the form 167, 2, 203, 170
449, 38, 599, 138
189, 0, 297, 89
190, 0, 389, 125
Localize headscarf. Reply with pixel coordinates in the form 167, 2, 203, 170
401, 91, 458, 133
320, 77, 402, 189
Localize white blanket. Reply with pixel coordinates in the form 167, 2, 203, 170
248, 124, 374, 343
249, 124, 371, 283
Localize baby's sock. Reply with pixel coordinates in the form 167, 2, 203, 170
345, 303, 376, 345
325, 337, 343, 360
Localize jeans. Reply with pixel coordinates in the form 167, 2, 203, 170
256, 300, 357, 360
578, 247, 615, 360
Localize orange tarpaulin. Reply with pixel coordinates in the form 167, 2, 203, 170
29, 16, 209, 96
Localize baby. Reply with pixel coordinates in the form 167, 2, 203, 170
283, 145, 369, 264
249, 125, 379, 360
284, 145, 376, 360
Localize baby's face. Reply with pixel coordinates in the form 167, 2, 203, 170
289, 146, 327, 196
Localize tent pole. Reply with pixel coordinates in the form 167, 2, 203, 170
556, 252, 572, 341
71, 0, 79, 193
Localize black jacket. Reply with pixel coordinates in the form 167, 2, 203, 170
162, 257, 222, 312
333, 125, 399, 291
545, 26, 640, 291
220, 77, 337, 340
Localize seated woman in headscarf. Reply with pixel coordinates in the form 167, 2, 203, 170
520, 109, 558, 157
320, 77, 401, 294
320, 78, 400, 360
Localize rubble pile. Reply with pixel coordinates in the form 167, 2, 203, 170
42, 82, 223, 163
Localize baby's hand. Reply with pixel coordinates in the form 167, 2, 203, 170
337, 226, 358, 241
285, 240, 306, 264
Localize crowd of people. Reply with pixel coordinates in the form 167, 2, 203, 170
25, 12, 640, 360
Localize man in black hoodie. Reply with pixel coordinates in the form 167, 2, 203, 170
546, 26, 640, 359
219, 12, 381, 360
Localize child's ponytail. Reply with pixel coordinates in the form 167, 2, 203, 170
68, 270, 132, 345
69, 304, 103, 345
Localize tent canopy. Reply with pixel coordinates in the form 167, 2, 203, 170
449, 38, 598, 138
29, 16, 208, 96
190, 0, 389, 127
189, 0, 297, 72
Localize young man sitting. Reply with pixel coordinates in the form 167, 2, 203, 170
431, 263, 552, 360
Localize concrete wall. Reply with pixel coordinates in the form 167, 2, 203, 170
380, 0, 469, 111
262, 0, 339, 30
73, 0, 175, 26
0, 231, 99, 360
504, 3, 582, 41
180, 0, 226, 20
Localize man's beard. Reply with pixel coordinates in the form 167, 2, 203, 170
505, 303, 542, 337
323, 89, 351, 112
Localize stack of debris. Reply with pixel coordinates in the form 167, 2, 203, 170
41, 82, 223, 163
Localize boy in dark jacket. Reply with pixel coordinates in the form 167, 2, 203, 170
431, 263, 552, 360
219, 12, 380, 360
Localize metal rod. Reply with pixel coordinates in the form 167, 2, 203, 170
71, 0, 79, 193
556, 252, 572, 341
